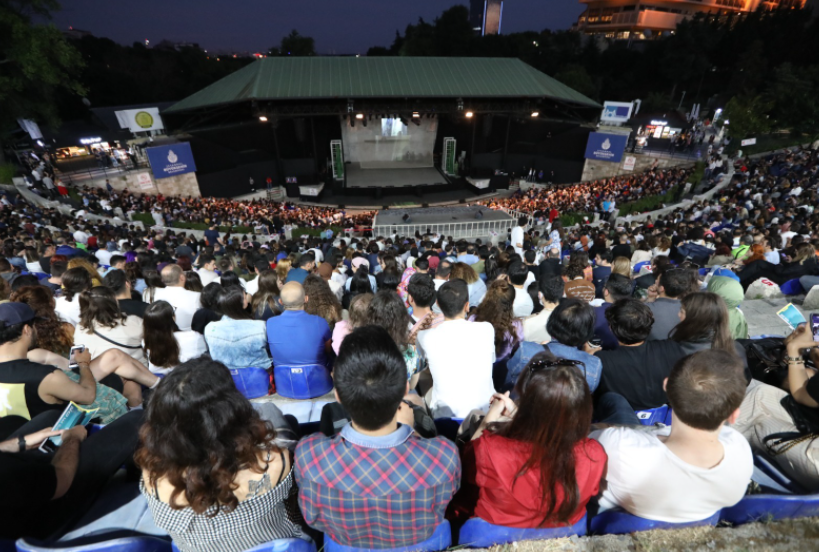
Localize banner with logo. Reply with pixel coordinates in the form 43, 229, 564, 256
584, 132, 627, 163
600, 101, 633, 124
146, 143, 197, 179
623, 156, 637, 171
115, 108, 165, 133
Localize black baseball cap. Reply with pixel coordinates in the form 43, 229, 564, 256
0, 303, 37, 327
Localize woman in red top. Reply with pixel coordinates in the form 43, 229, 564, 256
457, 352, 607, 528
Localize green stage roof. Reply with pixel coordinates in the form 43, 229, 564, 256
166, 57, 600, 113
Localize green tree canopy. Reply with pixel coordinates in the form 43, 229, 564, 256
0, 0, 86, 161
279, 30, 315, 56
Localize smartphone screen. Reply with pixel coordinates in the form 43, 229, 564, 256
68, 345, 85, 369
812, 314, 819, 343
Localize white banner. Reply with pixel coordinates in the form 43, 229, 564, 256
623, 156, 637, 171
17, 119, 43, 140
298, 184, 324, 197
115, 108, 164, 133
136, 172, 154, 190
741, 138, 757, 146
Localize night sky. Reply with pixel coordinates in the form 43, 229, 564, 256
50, 0, 584, 54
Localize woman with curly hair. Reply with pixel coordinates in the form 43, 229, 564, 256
365, 290, 418, 381
470, 279, 524, 362
137, 357, 304, 552
302, 274, 342, 331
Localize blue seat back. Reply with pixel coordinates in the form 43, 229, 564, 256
230, 367, 269, 399
750, 335, 786, 340
17, 534, 172, 552
32, 272, 51, 280
273, 364, 333, 400
634, 261, 650, 275
634, 405, 672, 426
780, 279, 804, 296
589, 508, 719, 535
172, 539, 315, 552
720, 494, 819, 525
325, 520, 450, 552
458, 515, 586, 548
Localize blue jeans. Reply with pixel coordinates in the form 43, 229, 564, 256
595, 393, 640, 425
799, 275, 819, 294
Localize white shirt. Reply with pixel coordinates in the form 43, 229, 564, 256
591, 425, 752, 523
55, 296, 81, 327
73, 230, 90, 244
764, 251, 780, 265
432, 279, 447, 314
147, 330, 208, 375
196, 268, 220, 287
245, 275, 260, 296
95, 249, 114, 266
522, 307, 553, 343
150, 287, 202, 331
417, 319, 496, 417
512, 286, 534, 318
511, 226, 525, 256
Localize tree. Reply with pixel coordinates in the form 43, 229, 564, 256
279, 30, 315, 56
722, 95, 772, 151
554, 64, 597, 100
0, 0, 86, 163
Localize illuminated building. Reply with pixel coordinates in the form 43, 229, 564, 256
470, 0, 504, 35
574, 0, 805, 40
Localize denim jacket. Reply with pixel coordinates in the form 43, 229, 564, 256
505, 341, 602, 392
205, 317, 272, 370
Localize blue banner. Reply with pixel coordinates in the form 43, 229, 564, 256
146, 143, 197, 179
584, 132, 627, 163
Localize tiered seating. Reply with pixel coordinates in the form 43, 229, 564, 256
458, 516, 586, 548
588, 509, 719, 535
325, 522, 450, 552
16, 532, 172, 552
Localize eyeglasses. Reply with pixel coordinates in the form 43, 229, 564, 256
529, 358, 586, 380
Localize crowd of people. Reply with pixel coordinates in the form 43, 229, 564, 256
1, 144, 818, 550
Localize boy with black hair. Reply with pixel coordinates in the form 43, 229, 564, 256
295, 326, 460, 549
592, 349, 752, 522
596, 299, 687, 412
593, 273, 633, 350
522, 275, 564, 343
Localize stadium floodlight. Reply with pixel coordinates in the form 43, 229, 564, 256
531, 112, 539, 118
258, 116, 268, 122
465, 111, 474, 118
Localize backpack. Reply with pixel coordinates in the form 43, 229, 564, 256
676, 242, 712, 266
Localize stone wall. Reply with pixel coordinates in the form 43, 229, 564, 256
580, 152, 695, 182
70, 168, 201, 198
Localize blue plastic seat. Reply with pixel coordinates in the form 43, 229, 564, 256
458, 515, 586, 548
720, 494, 819, 525
230, 367, 269, 399
273, 364, 333, 400
634, 405, 672, 426
750, 335, 786, 340
589, 508, 719, 535
325, 520, 450, 552
172, 539, 315, 552
634, 261, 651, 275
780, 279, 804, 296
32, 272, 51, 280
698, 267, 710, 277
753, 454, 807, 494
16, 533, 172, 552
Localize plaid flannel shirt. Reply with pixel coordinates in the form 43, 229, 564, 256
295, 422, 461, 549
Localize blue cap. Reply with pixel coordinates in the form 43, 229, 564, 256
0, 303, 36, 327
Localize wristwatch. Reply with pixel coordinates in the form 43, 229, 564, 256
17, 435, 26, 452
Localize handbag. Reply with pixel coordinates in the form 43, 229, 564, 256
743, 338, 788, 388
763, 395, 819, 456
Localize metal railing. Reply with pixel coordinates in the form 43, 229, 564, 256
54, 161, 150, 185
372, 218, 515, 240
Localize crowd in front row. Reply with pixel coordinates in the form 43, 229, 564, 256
0, 146, 818, 550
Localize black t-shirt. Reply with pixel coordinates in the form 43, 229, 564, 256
119, 299, 147, 318
807, 376, 819, 404
611, 244, 632, 260
0, 360, 59, 419
0, 452, 56, 539
192, 308, 222, 334
595, 340, 688, 410
538, 259, 562, 281
175, 245, 194, 258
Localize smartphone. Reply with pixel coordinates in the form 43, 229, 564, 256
812, 314, 819, 343
68, 345, 85, 369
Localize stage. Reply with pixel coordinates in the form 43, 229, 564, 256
346, 164, 449, 189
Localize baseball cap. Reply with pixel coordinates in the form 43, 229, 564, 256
0, 303, 37, 327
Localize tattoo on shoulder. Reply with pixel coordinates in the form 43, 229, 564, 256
246, 474, 272, 498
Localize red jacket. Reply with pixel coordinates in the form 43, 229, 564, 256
456, 431, 606, 528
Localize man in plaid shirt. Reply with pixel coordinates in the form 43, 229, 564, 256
295, 326, 461, 549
